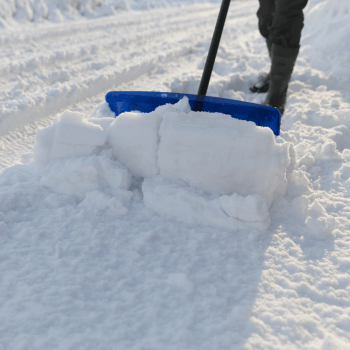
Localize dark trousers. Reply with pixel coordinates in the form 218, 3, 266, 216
257, 0, 308, 49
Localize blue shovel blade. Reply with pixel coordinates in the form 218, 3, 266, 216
105, 91, 281, 136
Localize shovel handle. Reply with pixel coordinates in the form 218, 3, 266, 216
197, 0, 231, 97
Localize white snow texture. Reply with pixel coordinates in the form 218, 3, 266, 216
1, 0, 350, 349
0, 0, 219, 26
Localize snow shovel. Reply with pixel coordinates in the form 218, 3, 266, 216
105, 0, 281, 136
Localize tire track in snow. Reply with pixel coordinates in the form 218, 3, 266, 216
0, 1, 255, 136
0, 18, 208, 100
0, 6, 218, 79
0, 4, 216, 48
0, 6, 217, 103
0, 37, 197, 136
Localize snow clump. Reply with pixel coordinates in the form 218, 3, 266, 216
33, 110, 132, 215
33, 98, 294, 230
106, 97, 293, 229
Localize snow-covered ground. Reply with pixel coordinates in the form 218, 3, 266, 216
0, 0, 220, 26
1, 0, 350, 349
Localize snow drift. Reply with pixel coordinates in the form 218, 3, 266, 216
33, 98, 294, 230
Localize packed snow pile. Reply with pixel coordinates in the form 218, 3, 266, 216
33, 98, 294, 230
0, 0, 219, 26
34, 110, 133, 214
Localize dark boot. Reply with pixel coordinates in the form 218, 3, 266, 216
249, 72, 270, 93
264, 44, 299, 115
250, 39, 273, 93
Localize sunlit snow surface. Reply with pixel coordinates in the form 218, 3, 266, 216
1, 0, 350, 349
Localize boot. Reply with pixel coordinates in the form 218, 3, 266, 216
249, 72, 270, 93
250, 39, 273, 93
264, 44, 299, 115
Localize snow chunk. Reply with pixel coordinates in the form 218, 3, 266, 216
315, 141, 343, 160
304, 199, 336, 240
107, 110, 162, 178
33, 109, 132, 214
34, 111, 107, 166
106, 97, 290, 229
40, 154, 131, 201
106, 97, 194, 178
158, 105, 290, 202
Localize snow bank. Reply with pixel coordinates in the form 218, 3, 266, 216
31, 98, 293, 230
0, 0, 219, 26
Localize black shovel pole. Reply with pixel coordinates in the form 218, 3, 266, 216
197, 0, 231, 98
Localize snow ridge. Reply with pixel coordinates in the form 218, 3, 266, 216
32, 97, 293, 230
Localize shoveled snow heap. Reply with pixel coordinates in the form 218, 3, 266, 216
33, 97, 294, 230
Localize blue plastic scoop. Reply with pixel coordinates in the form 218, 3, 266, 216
105, 0, 281, 136
106, 91, 281, 135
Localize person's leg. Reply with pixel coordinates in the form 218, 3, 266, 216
265, 45, 299, 114
257, 0, 275, 41
264, 0, 308, 114
269, 0, 308, 49
250, 0, 274, 93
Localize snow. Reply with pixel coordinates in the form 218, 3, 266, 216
34, 111, 108, 165
142, 176, 271, 230
107, 109, 161, 178
32, 97, 290, 230
1, 0, 350, 349
156, 101, 290, 200
0, 0, 220, 26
